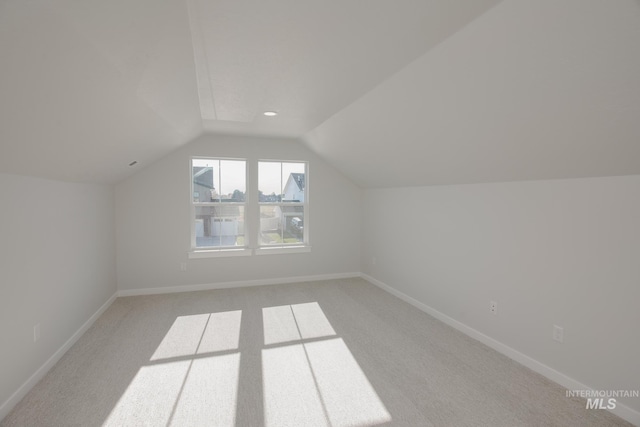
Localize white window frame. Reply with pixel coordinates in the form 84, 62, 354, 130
188, 157, 310, 258
255, 160, 309, 255
189, 157, 251, 258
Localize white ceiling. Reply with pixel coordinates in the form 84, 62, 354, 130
2, 0, 639, 187
306, 0, 640, 188
0, 0, 500, 184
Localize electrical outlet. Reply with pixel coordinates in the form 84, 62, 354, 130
180, 262, 187, 272
553, 325, 564, 343
34, 324, 41, 342
489, 301, 498, 315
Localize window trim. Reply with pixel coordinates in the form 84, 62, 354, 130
188, 157, 310, 258
257, 159, 309, 249
189, 157, 249, 254
254, 245, 311, 256
188, 248, 252, 259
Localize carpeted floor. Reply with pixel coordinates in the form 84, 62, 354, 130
1, 278, 632, 426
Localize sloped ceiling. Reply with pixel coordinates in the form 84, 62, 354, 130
0, 0, 500, 184
0, 0, 202, 183
305, 0, 640, 187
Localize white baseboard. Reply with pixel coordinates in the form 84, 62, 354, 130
0, 292, 118, 422
360, 273, 640, 427
4, 274, 637, 426
118, 272, 361, 297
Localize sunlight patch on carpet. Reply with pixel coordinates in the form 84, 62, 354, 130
262, 302, 390, 427
151, 310, 242, 361
263, 302, 335, 345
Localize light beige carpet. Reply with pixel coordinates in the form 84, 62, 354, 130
1, 278, 632, 426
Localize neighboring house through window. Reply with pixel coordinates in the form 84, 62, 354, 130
283, 173, 305, 202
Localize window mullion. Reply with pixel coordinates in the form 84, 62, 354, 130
247, 159, 258, 250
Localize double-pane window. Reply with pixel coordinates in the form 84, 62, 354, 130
191, 158, 246, 249
258, 161, 306, 247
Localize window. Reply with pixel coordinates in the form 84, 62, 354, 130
191, 158, 246, 250
258, 161, 307, 247
189, 157, 309, 257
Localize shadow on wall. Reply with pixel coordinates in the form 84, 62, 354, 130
102, 302, 391, 426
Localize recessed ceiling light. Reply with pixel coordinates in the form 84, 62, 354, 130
263, 111, 278, 117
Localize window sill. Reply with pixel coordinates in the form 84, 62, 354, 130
255, 245, 311, 256
188, 248, 252, 259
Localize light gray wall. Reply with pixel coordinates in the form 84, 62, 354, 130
0, 173, 116, 409
115, 134, 362, 291
362, 175, 640, 412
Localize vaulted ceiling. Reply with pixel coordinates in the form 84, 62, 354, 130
1, 0, 639, 187
0, 0, 499, 183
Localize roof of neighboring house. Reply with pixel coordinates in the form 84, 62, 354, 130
197, 205, 242, 218
289, 173, 305, 191
193, 167, 214, 190
214, 205, 242, 217
276, 205, 304, 214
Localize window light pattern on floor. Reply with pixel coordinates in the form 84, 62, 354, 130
103, 311, 242, 426
262, 303, 391, 427
102, 303, 390, 426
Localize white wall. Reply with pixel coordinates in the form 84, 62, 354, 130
115, 134, 361, 292
362, 175, 640, 414
0, 173, 116, 413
